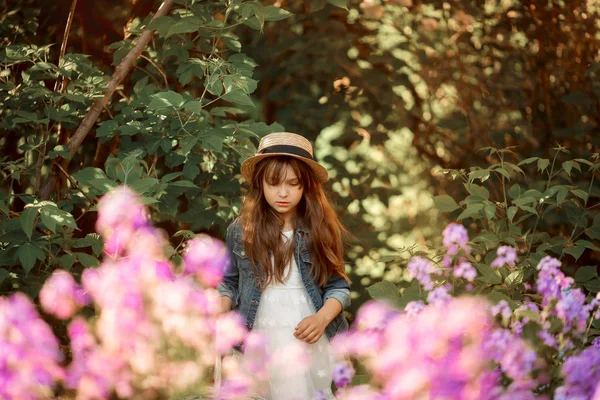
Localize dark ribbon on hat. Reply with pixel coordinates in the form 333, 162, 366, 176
258, 145, 313, 160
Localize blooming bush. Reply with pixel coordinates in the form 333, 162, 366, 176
345, 222, 600, 399
1, 186, 266, 399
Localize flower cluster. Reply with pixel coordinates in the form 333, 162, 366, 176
555, 338, 600, 399
490, 246, 518, 268
332, 296, 541, 399
34, 186, 266, 399
536, 256, 598, 340
0, 293, 65, 399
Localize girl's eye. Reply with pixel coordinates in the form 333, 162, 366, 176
288, 182, 300, 187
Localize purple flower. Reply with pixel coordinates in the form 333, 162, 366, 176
491, 246, 518, 268
453, 259, 477, 281
96, 186, 148, 257
404, 301, 426, 317
556, 344, 600, 399
332, 361, 355, 388
406, 256, 436, 290
491, 300, 512, 320
40, 270, 88, 319
426, 284, 451, 306
442, 223, 470, 255
537, 329, 558, 349
0, 293, 65, 399
483, 329, 512, 363
314, 390, 330, 400
183, 234, 230, 287
353, 301, 396, 331
500, 340, 538, 381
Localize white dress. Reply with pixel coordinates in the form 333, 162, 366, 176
253, 231, 335, 400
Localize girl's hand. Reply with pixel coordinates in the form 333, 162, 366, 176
294, 314, 327, 344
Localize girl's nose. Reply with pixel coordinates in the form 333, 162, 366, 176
278, 185, 288, 197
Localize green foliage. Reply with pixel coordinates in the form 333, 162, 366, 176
433, 148, 600, 287
0, 0, 292, 295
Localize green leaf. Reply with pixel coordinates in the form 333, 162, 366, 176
173, 230, 195, 239
40, 204, 78, 233
161, 172, 183, 183
73, 167, 108, 186
468, 169, 490, 182
433, 195, 460, 213
562, 161, 573, 176
564, 245, 586, 261
513, 196, 536, 207
575, 265, 597, 283
221, 89, 254, 107
17, 243, 45, 274
475, 263, 503, 285
507, 184, 521, 199
20, 207, 38, 240
584, 278, 600, 293
129, 177, 159, 195
167, 16, 203, 37
88, 178, 118, 193
505, 270, 524, 288
484, 202, 496, 220
148, 91, 185, 110
557, 186, 569, 204
464, 183, 489, 200
457, 203, 484, 220
169, 180, 199, 189
0, 268, 9, 283
180, 136, 198, 155
507, 206, 517, 222
518, 157, 539, 166
183, 101, 203, 115
201, 135, 225, 152
145, 15, 175, 37
263, 5, 294, 21
328, 0, 349, 9
58, 254, 77, 271
571, 189, 589, 203
76, 252, 100, 267
537, 158, 550, 172
366, 280, 400, 302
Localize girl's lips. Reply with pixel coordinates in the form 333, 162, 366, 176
276, 202, 289, 206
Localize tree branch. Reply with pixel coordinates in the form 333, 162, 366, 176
40, 0, 175, 200
36, 0, 78, 196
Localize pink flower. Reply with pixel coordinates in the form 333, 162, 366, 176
215, 312, 247, 354
40, 270, 88, 319
491, 246, 518, 268
96, 186, 148, 257
332, 361, 355, 388
183, 234, 230, 287
0, 293, 65, 399
442, 223, 471, 255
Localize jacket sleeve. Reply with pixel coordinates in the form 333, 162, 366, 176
322, 270, 351, 310
217, 223, 239, 308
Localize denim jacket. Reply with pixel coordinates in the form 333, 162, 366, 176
217, 218, 350, 340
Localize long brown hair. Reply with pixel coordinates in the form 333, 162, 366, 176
239, 156, 350, 289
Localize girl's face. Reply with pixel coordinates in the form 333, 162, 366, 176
262, 164, 304, 221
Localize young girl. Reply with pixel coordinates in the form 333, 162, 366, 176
217, 132, 351, 400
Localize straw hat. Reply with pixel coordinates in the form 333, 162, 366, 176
241, 132, 328, 184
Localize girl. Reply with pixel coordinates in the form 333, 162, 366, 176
217, 132, 351, 400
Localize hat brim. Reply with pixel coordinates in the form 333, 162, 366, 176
241, 153, 328, 184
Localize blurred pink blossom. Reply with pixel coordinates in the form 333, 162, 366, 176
183, 234, 230, 287
40, 269, 88, 319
